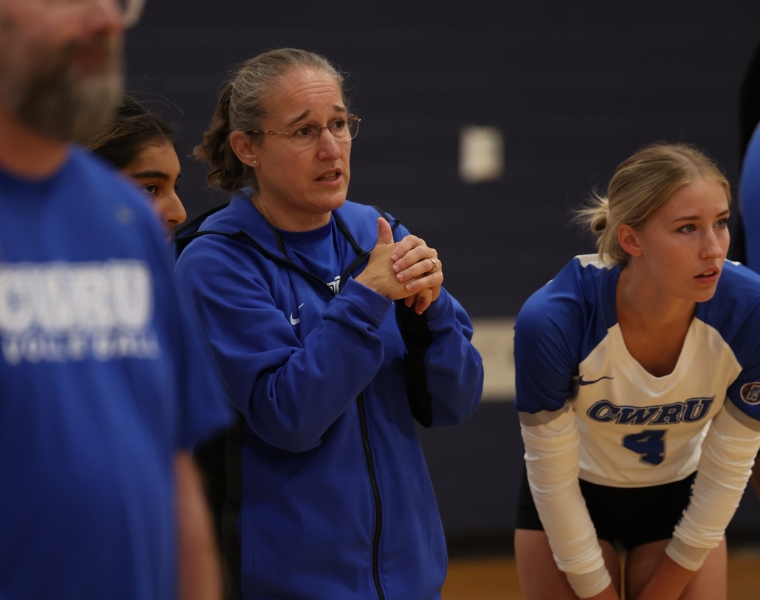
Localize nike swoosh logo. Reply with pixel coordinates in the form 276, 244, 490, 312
290, 303, 305, 326
578, 375, 614, 386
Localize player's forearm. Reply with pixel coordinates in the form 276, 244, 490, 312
520, 407, 611, 597
175, 452, 223, 600
670, 403, 760, 569
633, 554, 692, 600
587, 582, 621, 600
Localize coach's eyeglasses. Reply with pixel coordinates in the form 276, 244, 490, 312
249, 115, 361, 149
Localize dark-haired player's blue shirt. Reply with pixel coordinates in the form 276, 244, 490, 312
0, 149, 230, 600
515, 255, 760, 487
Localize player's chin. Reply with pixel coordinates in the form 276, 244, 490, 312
691, 284, 719, 304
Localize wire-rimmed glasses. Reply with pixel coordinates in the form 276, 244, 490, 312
250, 114, 360, 149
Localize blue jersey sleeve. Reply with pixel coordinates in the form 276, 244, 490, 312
514, 262, 587, 414
725, 312, 760, 424
704, 263, 760, 424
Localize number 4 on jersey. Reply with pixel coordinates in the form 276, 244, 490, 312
622, 429, 666, 465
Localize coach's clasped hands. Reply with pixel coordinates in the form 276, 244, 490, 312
355, 217, 443, 314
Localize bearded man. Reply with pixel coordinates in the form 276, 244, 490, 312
0, 2, 230, 599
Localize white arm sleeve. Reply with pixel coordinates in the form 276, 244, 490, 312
520, 405, 611, 598
667, 402, 760, 571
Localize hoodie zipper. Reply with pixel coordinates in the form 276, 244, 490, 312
356, 392, 386, 600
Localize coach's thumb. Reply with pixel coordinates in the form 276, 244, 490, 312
376, 217, 394, 246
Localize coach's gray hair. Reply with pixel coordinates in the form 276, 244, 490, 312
194, 48, 346, 192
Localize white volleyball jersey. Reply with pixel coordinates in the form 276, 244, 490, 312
515, 255, 760, 487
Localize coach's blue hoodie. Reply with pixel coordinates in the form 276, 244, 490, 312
174, 193, 483, 600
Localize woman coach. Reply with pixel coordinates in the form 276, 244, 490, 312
173, 48, 484, 600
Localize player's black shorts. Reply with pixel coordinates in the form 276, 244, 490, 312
515, 467, 697, 550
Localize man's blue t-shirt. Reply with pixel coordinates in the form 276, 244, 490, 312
0, 149, 230, 600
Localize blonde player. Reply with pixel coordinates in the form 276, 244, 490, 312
514, 143, 760, 600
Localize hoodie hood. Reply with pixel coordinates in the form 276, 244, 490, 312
174, 190, 397, 264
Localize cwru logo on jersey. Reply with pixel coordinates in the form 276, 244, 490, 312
740, 382, 760, 405
587, 396, 714, 425
0, 260, 159, 365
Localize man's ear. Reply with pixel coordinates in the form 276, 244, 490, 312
618, 223, 643, 257
229, 131, 259, 168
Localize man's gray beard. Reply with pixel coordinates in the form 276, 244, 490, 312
1, 36, 123, 144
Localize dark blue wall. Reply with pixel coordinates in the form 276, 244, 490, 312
125, 0, 760, 551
